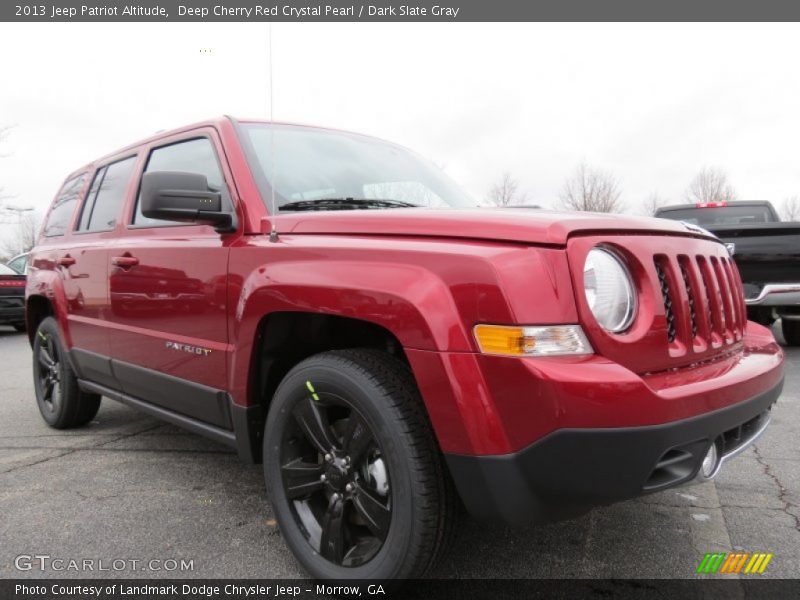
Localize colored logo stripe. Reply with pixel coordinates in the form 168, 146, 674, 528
720, 553, 748, 573
697, 553, 726, 573
697, 552, 773, 574
745, 553, 773, 574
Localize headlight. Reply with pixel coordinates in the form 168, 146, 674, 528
583, 248, 636, 333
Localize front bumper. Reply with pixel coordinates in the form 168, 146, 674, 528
745, 283, 800, 306
0, 300, 25, 324
445, 380, 781, 524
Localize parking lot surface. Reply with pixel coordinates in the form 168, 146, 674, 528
0, 325, 798, 579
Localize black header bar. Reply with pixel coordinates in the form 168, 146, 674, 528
4, 1, 800, 22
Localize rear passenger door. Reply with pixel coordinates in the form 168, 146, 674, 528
105, 132, 236, 430
60, 156, 138, 387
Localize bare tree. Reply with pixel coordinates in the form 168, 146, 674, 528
643, 192, 668, 216
781, 196, 800, 221
685, 167, 737, 204
487, 172, 527, 206
1, 212, 41, 257
558, 161, 624, 213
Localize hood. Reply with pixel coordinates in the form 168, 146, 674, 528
270, 208, 720, 246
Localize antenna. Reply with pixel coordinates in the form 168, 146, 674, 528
268, 23, 279, 242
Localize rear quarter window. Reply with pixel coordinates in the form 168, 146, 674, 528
43, 174, 87, 237
658, 205, 776, 226
76, 156, 137, 233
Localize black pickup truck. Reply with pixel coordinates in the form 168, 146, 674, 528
655, 200, 800, 346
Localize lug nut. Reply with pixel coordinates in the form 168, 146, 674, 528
324, 453, 332, 462
345, 483, 354, 492
320, 474, 327, 482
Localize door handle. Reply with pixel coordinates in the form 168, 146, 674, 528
57, 255, 76, 267
111, 255, 139, 269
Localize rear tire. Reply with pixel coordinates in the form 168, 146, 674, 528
782, 319, 800, 346
32, 317, 101, 429
263, 348, 455, 580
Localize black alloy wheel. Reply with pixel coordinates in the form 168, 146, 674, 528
34, 328, 63, 417
281, 389, 391, 566
264, 349, 456, 580
32, 317, 101, 429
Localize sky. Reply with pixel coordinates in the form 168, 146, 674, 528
2, 22, 800, 246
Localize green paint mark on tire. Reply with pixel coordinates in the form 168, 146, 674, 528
306, 380, 320, 401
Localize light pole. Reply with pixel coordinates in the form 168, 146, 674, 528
0, 205, 33, 224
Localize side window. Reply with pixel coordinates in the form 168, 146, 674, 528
43, 174, 87, 237
133, 137, 229, 227
78, 166, 106, 231
76, 156, 136, 233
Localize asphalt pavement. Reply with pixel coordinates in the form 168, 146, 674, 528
0, 325, 797, 579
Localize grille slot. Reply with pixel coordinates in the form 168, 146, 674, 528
654, 258, 676, 343
679, 258, 698, 338
697, 256, 722, 341
711, 257, 732, 339
720, 257, 744, 338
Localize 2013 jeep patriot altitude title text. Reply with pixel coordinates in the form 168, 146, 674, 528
26, 118, 784, 579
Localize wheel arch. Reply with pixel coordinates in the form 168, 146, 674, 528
25, 295, 55, 347
24, 265, 74, 348
233, 311, 412, 463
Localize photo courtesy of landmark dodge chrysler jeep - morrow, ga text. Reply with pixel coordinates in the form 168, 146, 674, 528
25, 117, 784, 580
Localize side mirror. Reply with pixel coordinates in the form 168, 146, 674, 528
140, 171, 234, 231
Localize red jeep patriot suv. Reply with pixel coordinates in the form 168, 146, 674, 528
26, 117, 784, 580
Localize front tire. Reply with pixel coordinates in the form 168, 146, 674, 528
782, 319, 800, 346
13, 323, 26, 332
263, 349, 455, 580
33, 317, 101, 429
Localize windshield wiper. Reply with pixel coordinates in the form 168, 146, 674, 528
278, 198, 421, 211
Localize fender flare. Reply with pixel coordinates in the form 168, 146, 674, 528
226, 259, 474, 406
232, 259, 472, 351
25, 269, 74, 348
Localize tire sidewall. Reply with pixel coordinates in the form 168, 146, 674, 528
783, 319, 800, 346
32, 317, 69, 427
264, 358, 418, 580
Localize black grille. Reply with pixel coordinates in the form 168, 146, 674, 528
721, 412, 766, 456
679, 260, 698, 338
655, 260, 676, 343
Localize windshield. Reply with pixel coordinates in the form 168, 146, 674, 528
240, 123, 480, 212
658, 205, 777, 226
0, 264, 19, 276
